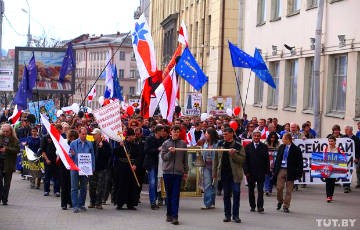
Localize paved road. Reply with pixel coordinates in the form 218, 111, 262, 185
0, 173, 359, 230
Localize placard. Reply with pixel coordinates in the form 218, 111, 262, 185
184, 92, 202, 116
78, 153, 93, 176
207, 96, 232, 116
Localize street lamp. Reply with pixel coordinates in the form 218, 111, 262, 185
21, 0, 31, 47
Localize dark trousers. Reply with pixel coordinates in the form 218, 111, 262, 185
102, 169, 113, 203
44, 163, 59, 193
89, 170, 107, 206
0, 170, 13, 204
163, 174, 182, 218
59, 167, 71, 208
222, 176, 240, 219
248, 177, 264, 209
325, 178, 336, 197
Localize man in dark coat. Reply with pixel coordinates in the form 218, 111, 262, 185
273, 133, 303, 213
244, 130, 270, 213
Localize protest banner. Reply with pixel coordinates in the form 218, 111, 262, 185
311, 152, 348, 179
28, 99, 57, 123
207, 96, 232, 116
78, 153, 93, 176
184, 92, 201, 116
93, 100, 123, 142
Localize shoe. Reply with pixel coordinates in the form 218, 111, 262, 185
250, 208, 256, 212
44, 192, 49, 196
88, 204, 95, 208
3, 202, 8, 206
80, 207, 87, 212
127, 206, 137, 210
55, 192, 60, 197
329, 196, 333, 202
73, 208, 80, 213
96, 205, 103, 210
62, 206, 67, 210
151, 203, 157, 210
265, 192, 269, 196
327, 197, 331, 203
257, 208, 264, 213
201, 206, 215, 210
116, 206, 124, 210
283, 207, 290, 213
223, 217, 231, 222
171, 218, 179, 225
355, 185, 360, 189
277, 202, 282, 210
166, 216, 172, 222
36, 186, 40, 189
233, 217, 241, 223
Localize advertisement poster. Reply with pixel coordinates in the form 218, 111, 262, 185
0, 69, 14, 92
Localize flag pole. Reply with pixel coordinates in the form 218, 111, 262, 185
232, 67, 244, 109
80, 31, 131, 107
243, 72, 252, 115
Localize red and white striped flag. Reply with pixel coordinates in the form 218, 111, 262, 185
155, 68, 179, 122
178, 20, 189, 47
40, 114, 79, 171
88, 86, 96, 102
8, 105, 22, 125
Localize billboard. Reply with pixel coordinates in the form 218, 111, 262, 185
0, 69, 14, 92
14, 47, 75, 94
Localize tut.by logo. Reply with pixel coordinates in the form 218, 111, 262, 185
316, 219, 356, 228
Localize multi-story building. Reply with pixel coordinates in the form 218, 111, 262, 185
149, 0, 242, 111
72, 33, 140, 108
242, 0, 360, 136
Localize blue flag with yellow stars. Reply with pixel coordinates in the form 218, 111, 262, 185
228, 41, 266, 70
175, 47, 208, 91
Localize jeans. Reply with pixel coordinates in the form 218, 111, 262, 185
203, 167, 215, 208
264, 174, 273, 193
163, 174, 182, 218
222, 176, 240, 219
44, 163, 59, 193
70, 170, 88, 209
148, 167, 158, 205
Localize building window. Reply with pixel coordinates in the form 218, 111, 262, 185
257, 0, 266, 26
271, 0, 281, 21
119, 69, 124, 79
130, 70, 139, 79
285, 59, 298, 109
131, 52, 136, 61
268, 61, 280, 108
329, 55, 347, 113
287, 0, 301, 15
119, 51, 125, 61
306, 0, 318, 9
254, 77, 264, 106
304, 58, 314, 111
129, 87, 135, 95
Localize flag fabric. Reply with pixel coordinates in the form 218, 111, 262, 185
163, 44, 182, 79
14, 66, 30, 109
40, 114, 80, 171
104, 52, 114, 98
59, 43, 75, 82
8, 105, 22, 125
252, 48, 277, 89
155, 68, 179, 122
132, 14, 157, 82
88, 86, 96, 102
228, 41, 266, 70
175, 47, 208, 91
112, 65, 124, 101
25, 145, 40, 161
27, 52, 38, 95
140, 70, 162, 118
178, 20, 189, 46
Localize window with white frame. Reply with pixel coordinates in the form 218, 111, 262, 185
304, 57, 314, 110
329, 55, 347, 113
287, 0, 301, 15
306, 0, 318, 9
271, 0, 281, 20
285, 59, 298, 108
268, 61, 280, 107
257, 0, 267, 25
254, 77, 264, 106
119, 69, 125, 79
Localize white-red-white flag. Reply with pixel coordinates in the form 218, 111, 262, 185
155, 68, 179, 122
8, 105, 22, 125
40, 114, 79, 171
178, 20, 189, 46
88, 86, 96, 102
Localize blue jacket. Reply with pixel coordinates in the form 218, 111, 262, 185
69, 138, 95, 171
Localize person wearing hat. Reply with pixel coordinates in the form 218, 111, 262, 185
88, 128, 112, 210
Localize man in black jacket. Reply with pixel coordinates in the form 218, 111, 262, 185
244, 130, 269, 213
273, 132, 303, 213
143, 125, 165, 209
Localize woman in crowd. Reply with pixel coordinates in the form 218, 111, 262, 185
264, 132, 280, 196
280, 123, 290, 138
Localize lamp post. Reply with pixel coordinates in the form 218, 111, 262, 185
22, 0, 31, 47
0, 0, 4, 55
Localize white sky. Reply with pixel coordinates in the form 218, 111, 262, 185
2, 0, 140, 50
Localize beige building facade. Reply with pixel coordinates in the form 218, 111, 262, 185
242, 0, 360, 136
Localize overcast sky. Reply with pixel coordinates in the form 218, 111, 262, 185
2, 0, 140, 50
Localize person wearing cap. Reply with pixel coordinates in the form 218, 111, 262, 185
88, 128, 112, 210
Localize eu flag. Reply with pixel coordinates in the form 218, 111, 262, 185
228, 41, 266, 70
112, 65, 124, 101
27, 52, 38, 99
59, 43, 75, 82
252, 48, 276, 89
175, 47, 208, 91
14, 66, 30, 109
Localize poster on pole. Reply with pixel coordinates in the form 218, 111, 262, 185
207, 96, 232, 116
184, 92, 202, 116
93, 100, 123, 142
78, 153, 93, 176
